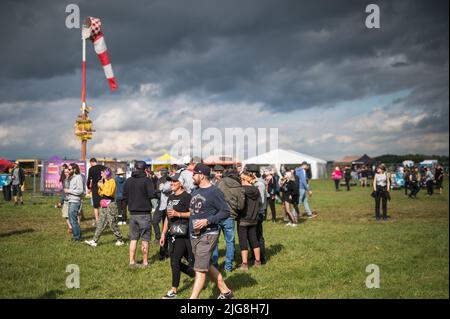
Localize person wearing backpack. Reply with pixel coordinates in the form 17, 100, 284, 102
212, 168, 246, 272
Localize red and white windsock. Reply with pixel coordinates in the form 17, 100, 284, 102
83, 17, 118, 91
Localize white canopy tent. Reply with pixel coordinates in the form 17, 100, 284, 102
242, 148, 327, 179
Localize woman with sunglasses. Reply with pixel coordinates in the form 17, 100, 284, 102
85, 168, 124, 247
160, 173, 195, 299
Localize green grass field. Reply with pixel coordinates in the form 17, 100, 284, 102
0, 179, 448, 299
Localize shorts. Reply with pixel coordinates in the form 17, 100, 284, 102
190, 233, 218, 272
91, 186, 101, 208
62, 201, 81, 218
129, 214, 152, 241
62, 201, 69, 218
12, 185, 22, 197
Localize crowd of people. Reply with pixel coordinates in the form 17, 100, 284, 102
56, 157, 319, 299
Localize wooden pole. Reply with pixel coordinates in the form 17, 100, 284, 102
81, 37, 87, 161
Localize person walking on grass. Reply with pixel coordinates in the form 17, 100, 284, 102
65, 163, 84, 242
160, 173, 195, 299
373, 165, 391, 221
425, 167, 434, 196
115, 168, 128, 225
280, 171, 298, 226
61, 167, 76, 234
212, 168, 245, 273
435, 164, 444, 195
331, 166, 342, 191
85, 168, 124, 247
295, 162, 317, 220
409, 167, 421, 199
123, 161, 156, 268
344, 166, 352, 191
189, 163, 233, 299
11, 161, 25, 206
236, 169, 262, 271
87, 158, 106, 225
264, 170, 278, 222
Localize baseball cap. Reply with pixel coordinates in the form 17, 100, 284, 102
213, 165, 224, 172
170, 173, 181, 181
193, 163, 211, 176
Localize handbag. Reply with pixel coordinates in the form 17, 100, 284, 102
169, 222, 188, 237
100, 199, 111, 208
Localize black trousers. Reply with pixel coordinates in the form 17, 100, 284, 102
404, 181, 410, 195
345, 178, 351, 191
426, 180, 434, 195
375, 188, 388, 219
238, 224, 259, 251
334, 179, 340, 190
410, 182, 420, 197
265, 197, 277, 221
116, 199, 127, 221
169, 236, 195, 288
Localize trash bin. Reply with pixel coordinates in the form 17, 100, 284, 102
3, 184, 12, 201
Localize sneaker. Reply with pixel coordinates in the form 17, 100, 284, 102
217, 290, 234, 299
308, 213, 318, 219
286, 222, 292, 226
122, 221, 127, 225
290, 223, 298, 227
117, 221, 123, 226
254, 260, 262, 267
162, 290, 177, 299
236, 263, 249, 271
115, 240, 125, 246
84, 240, 98, 247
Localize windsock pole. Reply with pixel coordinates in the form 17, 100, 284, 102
81, 36, 87, 161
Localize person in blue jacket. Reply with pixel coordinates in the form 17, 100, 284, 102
295, 162, 317, 219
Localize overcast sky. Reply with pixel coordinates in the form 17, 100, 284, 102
0, 0, 448, 161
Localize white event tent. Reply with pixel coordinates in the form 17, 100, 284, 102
243, 148, 327, 179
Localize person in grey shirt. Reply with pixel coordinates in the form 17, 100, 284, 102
65, 163, 84, 241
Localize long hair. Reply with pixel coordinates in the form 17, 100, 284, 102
69, 163, 80, 175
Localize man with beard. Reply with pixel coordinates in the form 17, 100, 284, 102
189, 163, 233, 299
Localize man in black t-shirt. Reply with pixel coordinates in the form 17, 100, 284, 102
435, 164, 444, 195
87, 158, 106, 224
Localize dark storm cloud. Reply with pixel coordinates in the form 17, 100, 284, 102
1, 0, 448, 111
0, 0, 448, 159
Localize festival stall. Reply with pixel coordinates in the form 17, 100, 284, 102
243, 148, 327, 179
40, 159, 87, 195
151, 153, 180, 171
203, 155, 239, 170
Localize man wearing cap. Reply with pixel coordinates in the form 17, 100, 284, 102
11, 161, 25, 205
123, 161, 156, 268
178, 157, 200, 194
295, 162, 317, 219
115, 167, 127, 225
211, 165, 224, 186
189, 163, 233, 299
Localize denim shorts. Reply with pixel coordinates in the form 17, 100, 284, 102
129, 214, 152, 241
